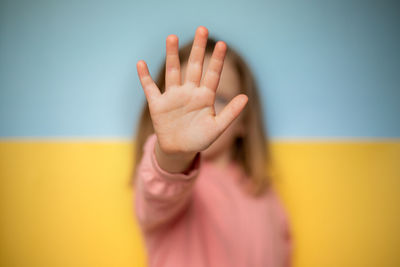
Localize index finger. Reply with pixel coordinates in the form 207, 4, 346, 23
201, 41, 227, 92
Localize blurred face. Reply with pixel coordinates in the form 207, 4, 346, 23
181, 54, 244, 160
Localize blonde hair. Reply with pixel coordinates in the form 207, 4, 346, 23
131, 36, 274, 197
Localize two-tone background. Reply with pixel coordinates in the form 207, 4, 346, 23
1, 1, 399, 266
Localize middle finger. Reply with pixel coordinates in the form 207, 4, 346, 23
184, 26, 209, 87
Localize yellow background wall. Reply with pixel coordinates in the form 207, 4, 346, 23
1, 140, 399, 267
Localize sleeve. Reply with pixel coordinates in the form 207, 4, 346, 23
133, 133, 202, 233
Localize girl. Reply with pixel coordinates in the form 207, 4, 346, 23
133, 26, 292, 267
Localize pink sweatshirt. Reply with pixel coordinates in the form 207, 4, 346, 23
134, 133, 292, 267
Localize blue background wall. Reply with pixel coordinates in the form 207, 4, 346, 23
1, 0, 399, 139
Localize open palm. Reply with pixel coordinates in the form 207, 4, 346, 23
136, 26, 248, 155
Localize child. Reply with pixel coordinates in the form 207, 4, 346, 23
133, 26, 292, 267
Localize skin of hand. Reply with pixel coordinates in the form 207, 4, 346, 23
136, 26, 248, 173
181, 54, 246, 168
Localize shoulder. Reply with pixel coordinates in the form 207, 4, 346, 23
266, 187, 293, 265
264, 187, 291, 235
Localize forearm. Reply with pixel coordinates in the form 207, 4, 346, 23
134, 134, 201, 232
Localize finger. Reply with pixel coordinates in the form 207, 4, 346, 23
184, 26, 208, 87
215, 94, 248, 133
165, 34, 181, 90
137, 60, 161, 103
201, 41, 227, 92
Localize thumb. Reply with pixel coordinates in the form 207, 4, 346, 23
215, 94, 248, 133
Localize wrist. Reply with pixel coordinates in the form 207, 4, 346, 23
154, 140, 198, 173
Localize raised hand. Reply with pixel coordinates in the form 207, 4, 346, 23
136, 26, 248, 172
